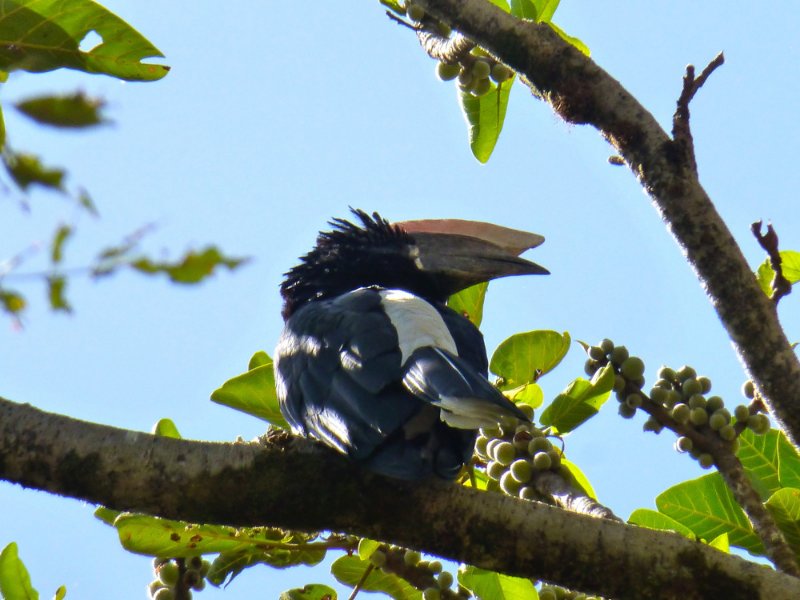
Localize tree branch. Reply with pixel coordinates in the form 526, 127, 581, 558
412, 0, 800, 450
1, 397, 798, 599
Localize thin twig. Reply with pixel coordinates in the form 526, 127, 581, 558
751, 220, 792, 304
672, 52, 725, 172
347, 563, 375, 600
385, 10, 418, 32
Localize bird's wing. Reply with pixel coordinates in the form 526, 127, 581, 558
275, 287, 420, 459
402, 346, 528, 429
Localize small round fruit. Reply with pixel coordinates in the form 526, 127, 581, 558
625, 393, 642, 409
671, 403, 691, 424
158, 562, 179, 587
748, 413, 770, 435
719, 424, 737, 441
500, 470, 522, 495
643, 417, 663, 433
493, 442, 516, 466
406, 3, 426, 22
600, 338, 615, 354
513, 430, 532, 450
457, 69, 473, 87
618, 403, 636, 419
676, 365, 697, 381
697, 376, 712, 394
486, 460, 506, 480
610, 345, 629, 366
510, 459, 533, 483
539, 590, 558, 600
422, 588, 441, 600
613, 375, 626, 392
475, 435, 489, 457
657, 366, 676, 381
519, 486, 537, 501
688, 394, 706, 410
584, 359, 599, 376
436, 62, 460, 81
546, 448, 562, 468
588, 345, 605, 360
650, 387, 668, 405
517, 404, 535, 420
689, 407, 709, 426
153, 588, 175, 600
734, 404, 750, 422
665, 390, 682, 408
653, 378, 672, 390
533, 451, 552, 470
486, 438, 503, 459
709, 411, 728, 431
705, 396, 724, 412
682, 378, 703, 398
742, 380, 755, 399
471, 59, 491, 79
404, 550, 421, 566
438, 572, 454, 589
698, 453, 715, 469
480, 425, 502, 438
370, 550, 387, 568
428, 560, 443, 574
471, 77, 492, 96
528, 437, 551, 454
490, 63, 513, 83
620, 356, 645, 380
675, 436, 693, 453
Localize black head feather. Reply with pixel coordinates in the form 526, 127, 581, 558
281, 209, 420, 318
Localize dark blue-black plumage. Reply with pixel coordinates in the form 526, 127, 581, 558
274, 210, 546, 479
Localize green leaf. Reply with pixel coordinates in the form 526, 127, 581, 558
114, 514, 324, 565
130, 246, 248, 285
656, 473, 763, 555
280, 584, 337, 600
458, 77, 514, 163
448, 282, 488, 328
53, 585, 66, 600
538, 364, 614, 434
504, 382, 544, 410
1, 288, 27, 315
0, 0, 169, 81
210, 353, 290, 429
628, 509, 695, 539
485, 0, 511, 11
3, 151, 65, 191
765, 488, 800, 559
50, 225, 72, 264
45, 275, 71, 313
490, 330, 570, 389
16, 93, 107, 128
755, 251, 800, 297
331, 556, 421, 600
708, 532, 730, 553
736, 428, 782, 500
509, 0, 539, 19
0, 103, 6, 148
0, 542, 39, 600
151, 418, 181, 439
777, 430, 800, 489
547, 23, 590, 56
93, 506, 120, 526
357, 539, 381, 561
248, 350, 272, 370
560, 458, 596, 499
537, 0, 561, 22
458, 565, 537, 600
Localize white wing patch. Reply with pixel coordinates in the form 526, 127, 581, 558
379, 289, 458, 365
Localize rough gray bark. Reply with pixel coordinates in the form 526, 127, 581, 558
412, 0, 800, 451
1, 397, 799, 600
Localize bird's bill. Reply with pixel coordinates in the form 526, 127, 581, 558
406, 230, 549, 295
396, 218, 545, 256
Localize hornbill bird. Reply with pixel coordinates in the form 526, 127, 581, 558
274, 210, 548, 480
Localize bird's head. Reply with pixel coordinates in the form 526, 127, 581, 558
280, 209, 548, 318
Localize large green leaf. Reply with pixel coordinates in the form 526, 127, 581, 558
0, 0, 169, 80
331, 556, 421, 600
114, 514, 325, 565
656, 473, 763, 554
765, 488, 800, 559
0, 543, 39, 600
509, 0, 538, 19
755, 250, 800, 297
538, 364, 614, 434
504, 382, 544, 410
16, 92, 108, 128
458, 77, 514, 163
458, 565, 537, 600
3, 150, 64, 191
280, 584, 337, 600
448, 282, 488, 328
628, 509, 695, 539
736, 428, 781, 500
560, 458, 596, 499
211, 352, 289, 429
778, 429, 800, 489
490, 330, 570, 389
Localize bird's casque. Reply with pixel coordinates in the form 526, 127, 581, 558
274, 209, 547, 479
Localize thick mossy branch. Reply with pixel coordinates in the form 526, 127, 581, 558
1, 397, 799, 599
413, 0, 800, 451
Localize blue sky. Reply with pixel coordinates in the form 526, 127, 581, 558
2, 1, 800, 597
